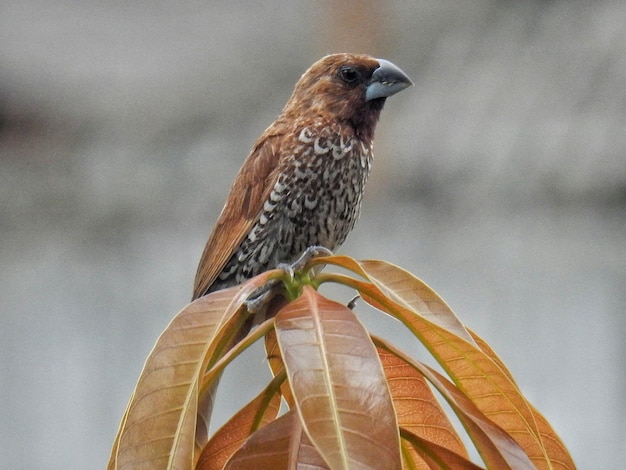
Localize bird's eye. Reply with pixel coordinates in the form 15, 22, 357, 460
338, 66, 360, 85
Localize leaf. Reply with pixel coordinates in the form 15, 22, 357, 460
325, 259, 554, 468
196, 313, 279, 450
374, 337, 534, 470
376, 346, 467, 457
360, 259, 476, 345
469, 329, 576, 469
224, 410, 330, 470
274, 286, 401, 470
196, 372, 283, 470
107, 272, 278, 470
264, 329, 295, 408
525, 410, 577, 470
400, 439, 430, 470
467, 328, 517, 385
400, 428, 485, 470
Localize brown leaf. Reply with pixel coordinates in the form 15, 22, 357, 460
196, 374, 283, 470
376, 346, 467, 457
374, 337, 535, 470
275, 286, 401, 470
224, 410, 330, 470
400, 428, 485, 470
265, 328, 295, 408
337, 260, 554, 468
108, 272, 277, 470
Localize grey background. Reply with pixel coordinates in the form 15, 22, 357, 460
1, 1, 624, 468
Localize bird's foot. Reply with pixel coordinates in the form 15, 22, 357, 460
276, 245, 331, 284
246, 247, 333, 313
275, 263, 295, 284
290, 245, 333, 273
245, 279, 280, 313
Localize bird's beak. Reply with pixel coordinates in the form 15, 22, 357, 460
365, 59, 414, 102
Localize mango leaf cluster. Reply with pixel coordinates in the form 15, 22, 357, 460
108, 256, 575, 470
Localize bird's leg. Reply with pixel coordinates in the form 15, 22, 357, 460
286, 245, 333, 273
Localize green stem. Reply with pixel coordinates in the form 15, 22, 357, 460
313, 272, 363, 290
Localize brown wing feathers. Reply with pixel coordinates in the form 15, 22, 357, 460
192, 134, 282, 299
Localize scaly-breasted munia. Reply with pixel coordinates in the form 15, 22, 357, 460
193, 53, 412, 300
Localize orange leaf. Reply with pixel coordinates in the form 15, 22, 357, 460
374, 336, 535, 470
275, 286, 401, 470
345, 260, 553, 468
313, 257, 575, 469
467, 328, 517, 385
376, 346, 467, 457
108, 272, 278, 470
224, 410, 330, 470
359, 259, 476, 344
401, 428, 485, 470
196, 373, 283, 470
469, 329, 576, 469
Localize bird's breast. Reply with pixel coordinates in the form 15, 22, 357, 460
276, 124, 373, 250
217, 124, 373, 288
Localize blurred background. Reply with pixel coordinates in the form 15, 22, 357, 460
1, 1, 624, 468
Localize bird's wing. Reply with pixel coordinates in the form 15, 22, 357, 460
192, 132, 283, 299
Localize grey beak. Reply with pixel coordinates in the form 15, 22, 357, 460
365, 59, 413, 102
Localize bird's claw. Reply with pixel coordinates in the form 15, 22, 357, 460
275, 263, 295, 283
245, 279, 280, 313
245, 291, 269, 314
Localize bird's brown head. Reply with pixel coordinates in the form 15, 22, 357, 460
281, 53, 413, 140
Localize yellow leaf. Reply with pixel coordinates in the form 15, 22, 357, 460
345, 260, 556, 469
469, 329, 576, 469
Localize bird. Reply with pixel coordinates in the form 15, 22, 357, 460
192, 53, 412, 301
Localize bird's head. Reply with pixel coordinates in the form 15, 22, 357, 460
282, 53, 413, 140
